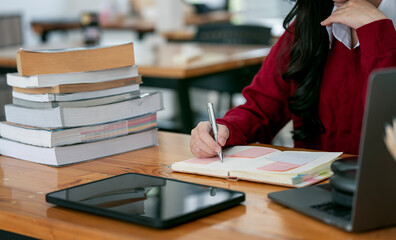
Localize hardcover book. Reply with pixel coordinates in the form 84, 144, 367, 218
7, 65, 138, 88
5, 91, 163, 128
12, 91, 141, 109
12, 85, 140, 102
17, 43, 135, 76
0, 128, 158, 166
0, 113, 157, 147
12, 75, 142, 94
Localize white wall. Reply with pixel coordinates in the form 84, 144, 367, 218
62, 0, 130, 18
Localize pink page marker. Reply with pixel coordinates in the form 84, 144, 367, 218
257, 162, 300, 172
230, 147, 277, 158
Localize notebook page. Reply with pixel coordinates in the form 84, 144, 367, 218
271, 151, 342, 174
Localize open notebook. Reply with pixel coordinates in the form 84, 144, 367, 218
172, 146, 342, 187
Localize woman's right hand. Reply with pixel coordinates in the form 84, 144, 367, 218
320, 0, 387, 29
190, 121, 230, 158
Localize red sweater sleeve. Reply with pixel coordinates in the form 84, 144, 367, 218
217, 31, 294, 146
357, 19, 396, 60
357, 19, 396, 101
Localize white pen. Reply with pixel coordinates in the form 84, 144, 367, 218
207, 102, 223, 163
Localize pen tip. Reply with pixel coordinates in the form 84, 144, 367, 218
218, 152, 223, 163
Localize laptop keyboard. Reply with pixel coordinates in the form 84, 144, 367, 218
311, 202, 352, 221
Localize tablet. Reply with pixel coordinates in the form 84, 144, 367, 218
46, 173, 245, 229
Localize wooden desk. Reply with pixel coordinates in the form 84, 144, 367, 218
0, 43, 269, 133
31, 11, 231, 42
0, 131, 394, 239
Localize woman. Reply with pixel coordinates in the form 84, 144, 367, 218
190, 0, 396, 157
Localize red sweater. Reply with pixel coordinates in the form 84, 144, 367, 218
217, 19, 396, 154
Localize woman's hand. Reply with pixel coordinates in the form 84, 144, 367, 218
190, 121, 230, 158
384, 119, 396, 162
321, 0, 387, 29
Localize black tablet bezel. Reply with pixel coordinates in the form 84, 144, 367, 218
45, 173, 245, 229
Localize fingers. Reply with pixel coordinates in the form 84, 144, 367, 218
393, 119, 396, 135
385, 124, 396, 145
320, 0, 387, 29
190, 121, 218, 158
190, 121, 229, 158
217, 124, 230, 146
384, 123, 396, 160
321, 5, 347, 26
321, 10, 341, 26
384, 126, 396, 161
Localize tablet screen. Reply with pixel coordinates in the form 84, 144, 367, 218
46, 173, 245, 228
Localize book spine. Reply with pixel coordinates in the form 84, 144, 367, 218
16, 50, 23, 76
17, 43, 135, 76
12, 75, 142, 94
291, 163, 333, 185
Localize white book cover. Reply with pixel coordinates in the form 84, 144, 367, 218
7, 65, 139, 88
12, 91, 141, 109
0, 128, 158, 166
5, 91, 163, 128
0, 113, 157, 147
12, 84, 140, 102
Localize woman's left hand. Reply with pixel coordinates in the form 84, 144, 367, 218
321, 0, 387, 29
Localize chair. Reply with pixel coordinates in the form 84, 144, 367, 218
193, 23, 271, 45
190, 23, 271, 119
0, 14, 21, 120
0, 14, 23, 47
184, 0, 229, 13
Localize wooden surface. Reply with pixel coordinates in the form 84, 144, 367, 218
0, 46, 19, 68
0, 43, 269, 79
136, 43, 269, 79
0, 131, 395, 239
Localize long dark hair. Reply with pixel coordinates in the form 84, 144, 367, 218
282, 0, 334, 141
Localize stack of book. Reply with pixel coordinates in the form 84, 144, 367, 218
0, 43, 163, 166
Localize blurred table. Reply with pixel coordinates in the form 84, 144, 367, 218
135, 43, 270, 133
31, 11, 232, 42
0, 42, 270, 133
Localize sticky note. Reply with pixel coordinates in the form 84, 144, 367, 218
257, 162, 300, 172
266, 151, 325, 165
229, 147, 277, 158
184, 157, 219, 164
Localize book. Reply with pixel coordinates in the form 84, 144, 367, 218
7, 65, 138, 88
12, 85, 140, 102
12, 91, 141, 109
0, 128, 158, 166
16, 43, 135, 76
12, 75, 142, 94
171, 146, 343, 188
5, 91, 163, 128
0, 113, 157, 147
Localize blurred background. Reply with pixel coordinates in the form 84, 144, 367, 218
0, 0, 294, 147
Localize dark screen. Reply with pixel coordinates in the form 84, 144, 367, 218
47, 173, 244, 222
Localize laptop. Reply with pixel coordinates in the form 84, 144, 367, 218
268, 68, 396, 232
